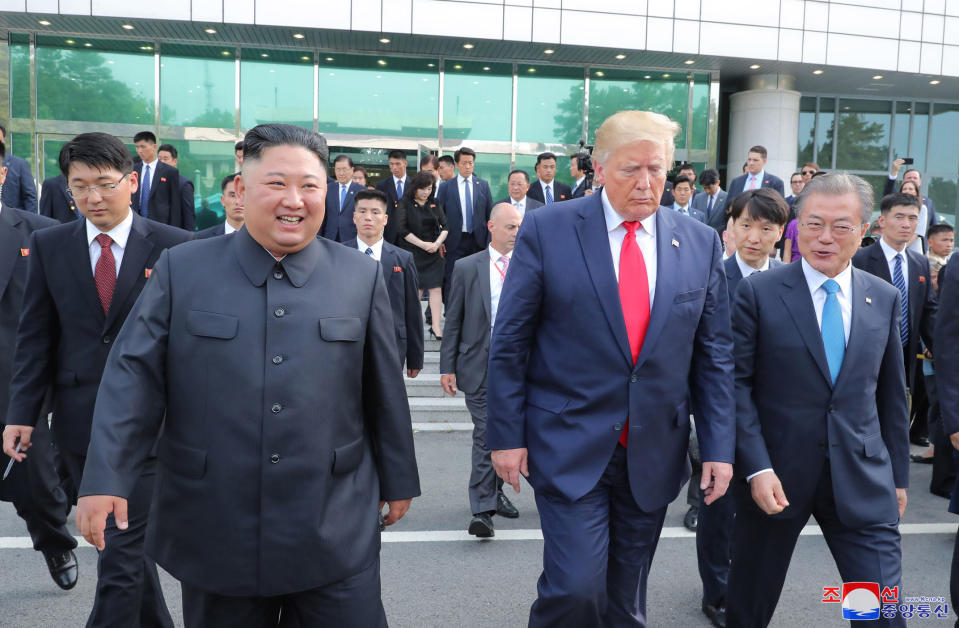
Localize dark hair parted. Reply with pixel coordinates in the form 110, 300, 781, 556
133, 131, 157, 144
672, 175, 693, 189
221, 173, 238, 193
388, 149, 407, 162
728, 188, 789, 227
59, 132, 134, 177
420, 154, 438, 169
355, 188, 389, 209
403, 171, 437, 203
508, 169, 530, 183
242, 124, 329, 168
158, 143, 178, 159
880, 192, 922, 214
699, 168, 719, 186
536, 152, 557, 166
437, 155, 455, 166
454, 147, 476, 163
333, 154, 354, 167
748, 145, 767, 158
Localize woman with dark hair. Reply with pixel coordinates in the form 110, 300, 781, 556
352, 165, 374, 189
396, 171, 448, 339
900, 180, 929, 252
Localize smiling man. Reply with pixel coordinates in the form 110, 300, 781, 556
69, 124, 420, 628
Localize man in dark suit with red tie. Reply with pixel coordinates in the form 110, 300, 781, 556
487, 111, 735, 627
4, 132, 189, 627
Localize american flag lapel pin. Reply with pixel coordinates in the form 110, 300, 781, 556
865, 297, 872, 304
671, 238, 680, 248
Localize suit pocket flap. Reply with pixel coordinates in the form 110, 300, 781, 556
319, 317, 363, 342
332, 436, 367, 475
863, 433, 884, 458
158, 437, 207, 479
186, 310, 238, 340
526, 388, 570, 414
674, 288, 704, 304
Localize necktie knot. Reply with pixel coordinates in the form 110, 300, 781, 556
498, 255, 509, 270
895, 252, 904, 263
95, 233, 114, 249
365, 247, 374, 257
622, 221, 641, 236
822, 278, 839, 295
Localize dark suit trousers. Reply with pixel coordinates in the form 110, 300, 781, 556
180, 558, 387, 628
927, 375, 956, 496
696, 487, 737, 607
443, 236, 480, 305
6, 417, 76, 554
530, 445, 668, 628
727, 462, 904, 628
61, 452, 173, 628
465, 386, 503, 515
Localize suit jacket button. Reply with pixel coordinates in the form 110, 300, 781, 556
614, 423, 622, 431
102, 336, 111, 344
272, 355, 283, 365
630, 375, 638, 383
271, 403, 282, 413
828, 405, 834, 413
273, 270, 284, 280
270, 453, 280, 463
274, 306, 286, 317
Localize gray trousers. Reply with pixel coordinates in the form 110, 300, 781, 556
466, 386, 503, 515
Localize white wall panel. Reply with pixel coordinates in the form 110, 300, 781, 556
646, 16, 673, 51
531, 6, 560, 42
923, 14, 945, 43
779, 28, 803, 62
673, 19, 699, 54
351, 0, 382, 32
901, 0, 923, 11
826, 33, 898, 70
900, 12, 923, 40
701, 0, 779, 27
26, 0, 56, 11
412, 0, 502, 39
503, 5, 533, 42
0, 1, 27, 11
534, 0, 560, 7
827, 4, 899, 39
563, 0, 647, 14
943, 44, 959, 74
674, 0, 700, 20
255, 0, 350, 29
700, 23, 778, 59
926, 0, 946, 13
560, 10, 646, 49
93, 0, 189, 19
803, 30, 827, 63
945, 17, 959, 45
920, 42, 944, 74
382, 0, 412, 33
780, 0, 804, 28
948, 0, 959, 16
647, 0, 674, 18
898, 40, 921, 72
804, 1, 829, 31
59, 0, 91, 14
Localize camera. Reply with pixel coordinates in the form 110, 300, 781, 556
575, 141, 595, 190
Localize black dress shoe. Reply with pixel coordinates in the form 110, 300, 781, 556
684, 506, 698, 532
911, 453, 934, 464
496, 491, 519, 519
468, 513, 494, 538
911, 435, 931, 447
43, 550, 78, 590
702, 601, 726, 628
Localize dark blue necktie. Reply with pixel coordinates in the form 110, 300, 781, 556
139, 164, 151, 217
464, 179, 473, 231
396, 179, 404, 199
545, 184, 553, 204
706, 194, 714, 216
365, 247, 374, 257
821, 279, 845, 384
893, 253, 909, 346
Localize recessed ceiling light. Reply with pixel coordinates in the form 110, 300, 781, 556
595, 71, 605, 77
139, 45, 153, 51
872, 75, 883, 80
684, 59, 695, 65
544, 49, 555, 55
84, 42, 92, 47
221, 50, 230, 56
662, 73, 670, 78
749, 64, 761, 70
38, 20, 51, 26
482, 66, 490, 71
301, 55, 310, 61
813, 69, 824, 75
261, 53, 269, 58
463, 43, 474, 49
427, 62, 435, 67
528, 68, 536, 73
453, 64, 462, 70
379, 38, 391, 44
644, 75, 651, 79
615, 54, 626, 60
930, 79, 941, 85
293, 33, 305, 39
121, 24, 134, 30
65, 39, 75, 44
204, 28, 216, 34
326, 57, 335, 62
377, 59, 387, 66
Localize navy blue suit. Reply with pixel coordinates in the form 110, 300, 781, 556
437, 175, 493, 303
2, 155, 38, 214
321, 181, 366, 242
39, 175, 79, 223
727, 172, 785, 202
726, 261, 909, 628
487, 193, 735, 626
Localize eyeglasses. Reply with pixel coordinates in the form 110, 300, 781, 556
67, 173, 130, 199
801, 170, 817, 176
800, 221, 860, 237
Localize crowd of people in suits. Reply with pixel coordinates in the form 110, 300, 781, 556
0, 109, 956, 628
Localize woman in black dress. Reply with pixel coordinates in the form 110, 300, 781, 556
396, 171, 448, 339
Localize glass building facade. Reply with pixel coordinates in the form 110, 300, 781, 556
3, 33, 717, 228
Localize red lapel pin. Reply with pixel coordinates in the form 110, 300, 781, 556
160, 177, 167, 183
144, 269, 152, 278
20, 248, 29, 257
919, 275, 926, 283
393, 266, 402, 272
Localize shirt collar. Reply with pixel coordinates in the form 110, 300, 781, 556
541, 179, 553, 188
510, 196, 525, 207
673, 202, 689, 212
801, 257, 852, 298
458, 174, 472, 185
735, 251, 769, 277
393, 175, 406, 185
575, 176, 586, 188
879, 236, 907, 261
86, 209, 134, 248
358, 237, 384, 258
601, 187, 656, 238
234, 226, 321, 287
488, 244, 512, 260
749, 170, 765, 183
224, 221, 237, 235
141, 158, 157, 169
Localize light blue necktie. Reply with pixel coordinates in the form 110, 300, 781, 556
545, 184, 553, 204
139, 164, 151, 217
821, 279, 845, 384
365, 247, 374, 257
396, 179, 403, 198
464, 178, 473, 231
892, 253, 909, 346
339, 184, 347, 213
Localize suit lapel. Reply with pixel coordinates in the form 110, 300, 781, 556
906, 250, 921, 341
868, 242, 892, 282
779, 262, 832, 387
635, 209, 679, 369
0, 215, 22, 299
836, 269, 874, 387
104, 216, 151, 331
478, 252, 492, 325
573, 196, 632, 367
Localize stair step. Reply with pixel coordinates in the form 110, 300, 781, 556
408, 396, 471, 422
404, 373, 461, 398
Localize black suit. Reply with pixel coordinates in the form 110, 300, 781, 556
436, 175, 494, 304
131, 161, 185, 229
0, 206, 76, 559
343, 239, 424, 372
375, 176, 410, 244
322, 181, 366, 242
571, 178, 588, 199
39, 175, 79, 223
194, 222, 227, 239
936, 263, 959, 612
526, 180, 573, 204
7, 212, 189, 627
852, 241, 937, 389
178, 174, 196, 231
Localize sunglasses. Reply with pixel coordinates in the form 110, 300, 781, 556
801, 170, 817, 176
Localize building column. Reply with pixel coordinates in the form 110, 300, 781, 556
727, 74, 800, 186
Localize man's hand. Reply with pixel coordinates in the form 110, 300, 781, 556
749, 471, 790, 515
950, 431, 959, 451
440, 373, 457, 396
896, 488, 907, 517
407, 369, 420, 379
890, 157, 906, 178
700, 461, 733, 505
584, 189, 595, 196
2, 425, 34, 461
492, 448, 529, 493
379, 499, 412, 526
76, 495, 128, 550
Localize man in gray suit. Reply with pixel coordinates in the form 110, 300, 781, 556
72, 124, 421, 627
441, 202, 523, 537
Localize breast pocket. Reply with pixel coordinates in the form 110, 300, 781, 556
186, 310, 238, 340
673, 288, 705, 304
319, 317, 363, 342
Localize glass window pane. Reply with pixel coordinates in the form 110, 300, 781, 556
927, 177, 956, 226
588, 70, 689, 149
892, 102, 910, 167
911, 102, 930, 174
36, 37, 155, 125
41, 139, 66, 184
835, 99, 890, 171
10, 35, 30, 119
174, 141, 240, 231
514, 153, 573, 192
318, 55, 438, 138
462, 152, 511, 201
929, 103, 959, 176
11, 133, 33, 174
816, 98, 835, 169
444, 61, 512, 142
798, 96, 816, 167
516, 64, 583, 145
241, 51, 313, 129
857, 174, 890, 217
690, 76, 710, 151
160, 46, 235, 128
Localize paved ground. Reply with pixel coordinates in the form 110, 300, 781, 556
0, 432, 955, 627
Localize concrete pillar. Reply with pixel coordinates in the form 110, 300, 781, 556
727, 74, 801, 186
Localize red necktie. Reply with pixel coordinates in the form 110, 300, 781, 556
618, 221, 651, 447
94, 233, 116, 315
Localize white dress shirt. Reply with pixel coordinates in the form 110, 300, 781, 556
601, 188, 657, 307
224, 221, 237, 235
457, 175, 473, 232
489, 244, 512, 328
745, 169, 765, 191
673, 203, 691, 216
140, 158, 158, 188
879, 237, 909, 302
735, 251, 770, 278
86, 209, 133, 277
357, 237, 384, 261
509, 196, 527, 217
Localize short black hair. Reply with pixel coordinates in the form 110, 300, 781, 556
403, 171, 436, 203
536, 152, 557, 166
221, 173, 237, 193
508, 169, 530, 183
355, 188, 389, 209
133, 131, 157, 145
242, 124, 328, 168
234, 141, 244, 152
387, 149, 407, 162
157, 143, 178, 159
437, 155, 455, 167
673, 175, 693, 189
790, 171, 803, 181
678, 162, 695, 174
880, 192, 922, 214
419, 154, 438, 169
454, 147, 476, 163
748, 145, 767, 159
928, 223, 954, 238
333, 154, 354, 167
59, 132, 134, 177
0, 140, 5, 160
699, 168, 719, 186
728, 188, 789, 227
903, 168, 920, 180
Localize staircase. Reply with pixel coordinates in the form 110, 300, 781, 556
405, 302, 471, 426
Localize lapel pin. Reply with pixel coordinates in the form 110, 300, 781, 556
865, 297, 872, 304
20, 248, 29, 257
393, 266, 402, 272
671, 238, 680, 248
919, 276, 926, 283
144, 269, 152, 278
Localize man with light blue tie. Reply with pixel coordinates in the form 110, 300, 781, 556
375, 150, 411, 244
321, 155, 366, 242
726, 146, 785, 206
726, 172, 909, 628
